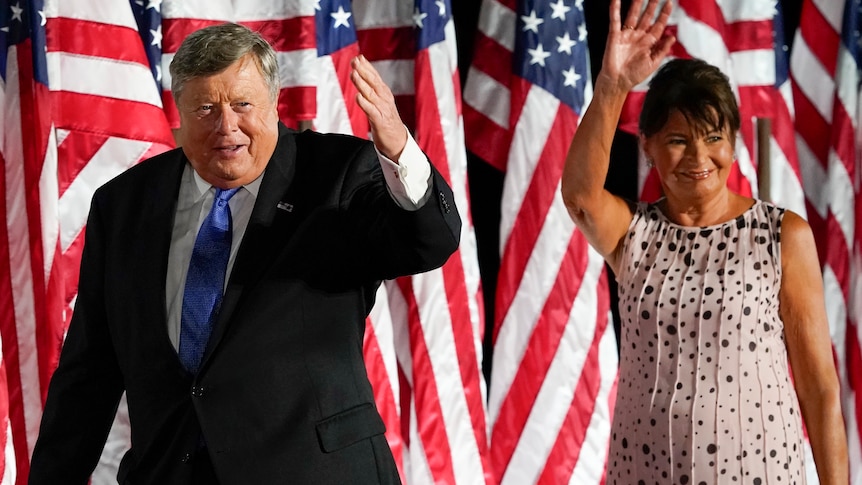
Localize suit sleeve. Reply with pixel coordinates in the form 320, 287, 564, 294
340, 141, 461, 281
29, 192, 125, 484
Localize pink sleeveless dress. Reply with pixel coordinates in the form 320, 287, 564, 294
607, 200, 806, 484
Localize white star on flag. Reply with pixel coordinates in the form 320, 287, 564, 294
10, 3, 23, 22
521, 10, 544, 33
330, 6, 351, 29
527, 43, 551, 66
556, 31, 576, 54
150, 26, 162, 49
550, 0, 571, 21
413, 7, 428, 28
562, 66, 581, 86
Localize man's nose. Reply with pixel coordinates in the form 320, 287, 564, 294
215, 107, 238, 134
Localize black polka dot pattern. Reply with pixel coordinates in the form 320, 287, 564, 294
607, 200, 807, 484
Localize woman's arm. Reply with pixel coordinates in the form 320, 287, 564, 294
780, 210, 848, 484
560, 0, 674, 273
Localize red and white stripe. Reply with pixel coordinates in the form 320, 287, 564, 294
352, 2, 491, 483
462, 1, 618, 483
462, 0, 516, 173
160, 0, 318, 128
621, 0, 807, 218
1, 14, 51, 485
48, 1, 176, 314
363, 285, 405, 481
312, 37, 368, 136
790, 0, 861, 481
0, 0, 176, 483
487, 92, 615, 485
0, 337, 15, 483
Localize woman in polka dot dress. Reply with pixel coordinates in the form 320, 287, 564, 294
561, 0, 848, 483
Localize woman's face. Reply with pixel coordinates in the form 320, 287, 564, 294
642, 109, 735, 204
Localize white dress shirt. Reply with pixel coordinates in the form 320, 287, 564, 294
165, 131, 432, 350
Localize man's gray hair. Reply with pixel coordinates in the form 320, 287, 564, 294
169, 23, 280, 104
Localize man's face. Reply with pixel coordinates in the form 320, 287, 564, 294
176, 54, 279, 189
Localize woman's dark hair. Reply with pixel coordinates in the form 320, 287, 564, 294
639, 58, 740, 140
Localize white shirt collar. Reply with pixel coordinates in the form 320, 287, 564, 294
188, 163, 265, 200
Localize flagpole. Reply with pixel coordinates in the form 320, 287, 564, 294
756, 117, 772, 202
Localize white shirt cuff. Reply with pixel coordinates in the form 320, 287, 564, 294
376, 128, 432, 210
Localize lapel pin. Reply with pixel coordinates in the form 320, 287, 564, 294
277, 201, 294, 212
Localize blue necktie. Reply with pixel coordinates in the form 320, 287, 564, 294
179, 187, 240, 374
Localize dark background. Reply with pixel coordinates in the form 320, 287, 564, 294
446, 1, 804, 380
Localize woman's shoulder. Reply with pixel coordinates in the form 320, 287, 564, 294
777, 208, 813, 243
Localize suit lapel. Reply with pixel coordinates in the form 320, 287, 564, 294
142, 157, 187, 349
202, 125, 299, 370
121, 154, 187, 369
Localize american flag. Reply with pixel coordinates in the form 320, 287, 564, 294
1, 0, 51, 480
621, 0, 807, 219
790, 0, 862, 481
463, 1, 618, 483
312, 0, 367, 136
353, 1, 491, 483
751, 1, 807, 215
48, 0, 176, 482
0, 0, 177, 482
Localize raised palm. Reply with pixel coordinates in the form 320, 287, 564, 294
601, 0, 675, 92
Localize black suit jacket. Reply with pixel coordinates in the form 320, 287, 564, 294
29, 124, 461, 484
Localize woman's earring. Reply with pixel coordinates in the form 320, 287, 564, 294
646, 158, 655, 168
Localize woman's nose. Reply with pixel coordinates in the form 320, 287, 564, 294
684, 141, 707, 163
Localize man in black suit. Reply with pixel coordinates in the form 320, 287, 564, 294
29, 23, 460, 484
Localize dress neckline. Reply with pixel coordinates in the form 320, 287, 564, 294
648, 198, 761, 231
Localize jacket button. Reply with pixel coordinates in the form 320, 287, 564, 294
440, 192, 451, 213
181, 453, 191, 463
191, 386, 205, 397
